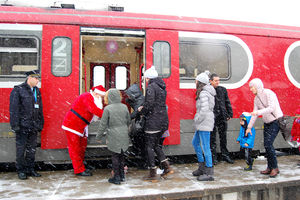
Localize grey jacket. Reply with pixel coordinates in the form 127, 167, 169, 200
96, 89, 131, 154
194, 84, 216, 131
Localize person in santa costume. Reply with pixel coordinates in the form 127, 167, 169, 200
62, 85, 106, 176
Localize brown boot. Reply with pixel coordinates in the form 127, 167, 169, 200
143, 167, 159, 182
269, 168, 280, 178
260, 168, 271, 175
161, 160, 174, 178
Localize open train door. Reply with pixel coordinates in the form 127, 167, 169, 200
41, 25, 80, 149
146, 29, 180, 145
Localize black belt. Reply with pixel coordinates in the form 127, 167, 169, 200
70, 109, 90, 125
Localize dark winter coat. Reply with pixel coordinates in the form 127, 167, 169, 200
214, 86, 233, 121
140, 78, 169, 132
96, 89, 131, 154
125, 84, 145, 119
9, 81, 44, 132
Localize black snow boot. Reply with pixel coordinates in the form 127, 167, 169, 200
108, 175, 121, 185
192, 162, 205, 176
144, 167, 159, 182
161, 160, 174, 178
197, 167, 214, 181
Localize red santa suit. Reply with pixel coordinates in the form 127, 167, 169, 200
291, 108, 300, 144
62, 85, 106, 174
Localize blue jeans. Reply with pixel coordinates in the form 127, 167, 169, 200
192, 130, 212, 167
264, 120, 279, 169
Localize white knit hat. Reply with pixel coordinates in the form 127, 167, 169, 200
195, 70, 210, 85
144, 66, 158, 79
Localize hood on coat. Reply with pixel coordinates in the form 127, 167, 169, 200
125, 84, 143, 101
249, 78, 264, 95
148, 77, 166, 90
240, 112, 252, 128
107, 89, 121, 104
203, 84, 216, 96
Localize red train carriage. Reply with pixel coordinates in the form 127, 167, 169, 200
0, 6, 299, 163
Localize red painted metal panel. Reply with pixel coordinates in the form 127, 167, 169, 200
146, 29, 180, 145
41, 25, 80, 149
0, 89, 11, 123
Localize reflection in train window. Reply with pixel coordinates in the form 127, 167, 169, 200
179, 42, 230, 80
153, 41, 171, 78
285, 42, 300, 88
93, 66, 105, 88
0, 36, 39, 77
115, 66, 127, 90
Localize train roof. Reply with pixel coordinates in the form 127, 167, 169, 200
1, 6, 300, 39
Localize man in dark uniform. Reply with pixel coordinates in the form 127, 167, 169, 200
209, 73, 234, 165
9, 70, 44, 180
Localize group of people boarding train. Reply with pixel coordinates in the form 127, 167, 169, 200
9, 66, 300, 184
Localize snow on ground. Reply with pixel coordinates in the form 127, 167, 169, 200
1, 155, 300, 200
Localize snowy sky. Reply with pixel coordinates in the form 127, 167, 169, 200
5, 0, 300, 27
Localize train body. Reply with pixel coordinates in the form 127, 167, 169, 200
0, 6, 299, 163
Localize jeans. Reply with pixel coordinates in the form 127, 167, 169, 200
145, 131, 166, 168
264, 120, 279, 169
111, 150, 125, 177
192, 130, 213, 167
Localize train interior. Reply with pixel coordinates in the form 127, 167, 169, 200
80, 32, 145, 151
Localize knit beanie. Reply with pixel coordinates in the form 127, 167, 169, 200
144, 66, 158, 79
195, 70, 210, 85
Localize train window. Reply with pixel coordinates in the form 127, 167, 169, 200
153, 41, 171, 78
0, 36, 39, 77
284, 41, 300, 88
51, 37, 72, 77
179, 32, 253, 89
93, 66, 105, 87
179, 42, 230, 79
115, 66, 127, 90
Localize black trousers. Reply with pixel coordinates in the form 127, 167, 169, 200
111, 150, 125, 177
15, 129, 38, 173
240, 147, 254, 166
145, 132, 166, 168
210, 120, 230, 159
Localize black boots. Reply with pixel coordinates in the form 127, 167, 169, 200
108, 175, 121, 185
18, 172, 27, 180
197, 167, 214, 181
222, 154, 234, 164
76, 169, 92, 176
192, 162, 205, 176
161, 160, 174, 178
27, 170, 41, 177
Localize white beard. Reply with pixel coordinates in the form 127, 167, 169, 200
90, 90, 103, 109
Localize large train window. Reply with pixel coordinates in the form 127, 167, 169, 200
115, 66, 127, 90
179, 32, 253, 89
93, 66, 105, 87
284, 41, 300, 88
51, 37, 72, 77
0, 36, 39, 77
153, 41, 171, 78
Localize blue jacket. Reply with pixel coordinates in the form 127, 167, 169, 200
237, 113, 256, 148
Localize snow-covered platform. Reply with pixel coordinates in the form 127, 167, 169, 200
1, 155, 300, 200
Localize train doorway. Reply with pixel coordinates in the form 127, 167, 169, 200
80, 28, 145, 94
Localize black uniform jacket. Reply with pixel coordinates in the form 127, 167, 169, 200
9, 81, 44, 132
214, 86, 233, 121
140, 78, 169, 132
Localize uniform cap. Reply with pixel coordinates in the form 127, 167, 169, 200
25, 70, 40, 78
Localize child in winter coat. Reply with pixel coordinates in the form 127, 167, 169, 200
237, 112, 256, 171
96, 89, 131, 185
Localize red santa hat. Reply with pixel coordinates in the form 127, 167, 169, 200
92, 85, 106, 95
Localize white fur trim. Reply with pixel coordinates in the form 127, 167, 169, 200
93, 88, 106, 95
62, 125, 84, 137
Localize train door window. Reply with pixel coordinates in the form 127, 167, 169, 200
284, 41, 300, 88
51, 37, 72, 77
0, 36, 39, 77
115, 66, 127, 90
93, 65, 105, 87
153, 41, 171, 78
179, 32, 253, 89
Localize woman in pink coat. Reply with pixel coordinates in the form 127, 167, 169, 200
246, 78, 283, 178
62, 85, 106, 176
